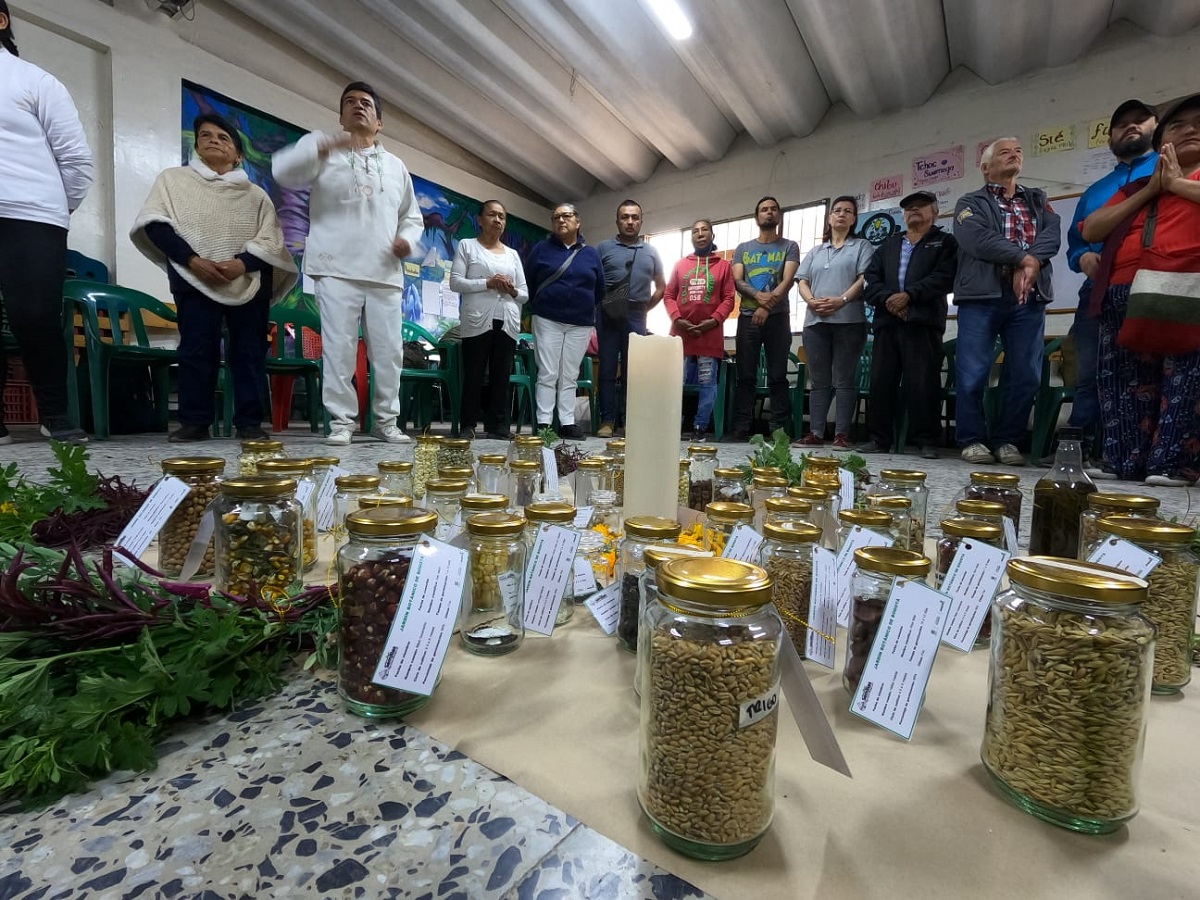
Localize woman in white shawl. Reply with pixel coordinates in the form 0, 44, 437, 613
131, 113, 296, 442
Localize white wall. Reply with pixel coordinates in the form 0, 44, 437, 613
11, 0, 549, 298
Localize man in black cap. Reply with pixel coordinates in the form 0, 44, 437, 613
857, 191, 958, 458
1062, 98, 1158, 474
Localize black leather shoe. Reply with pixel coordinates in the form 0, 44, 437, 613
558, 424, 585, 440
920, 445, 939, 460
856, 440, 887, 453
485, 430, 513, 441
236, 424, 269, 440
170, 424, 210, 442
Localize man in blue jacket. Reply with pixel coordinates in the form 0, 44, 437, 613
952, 137, 1061, 466
1063, 99, 1157, 470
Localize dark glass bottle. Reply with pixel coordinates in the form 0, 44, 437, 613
1028, 428, 1096, 558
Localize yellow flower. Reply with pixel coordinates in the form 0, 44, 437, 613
0, 502, 16, 516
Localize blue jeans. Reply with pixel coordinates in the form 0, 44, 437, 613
1067, 282, 1099, 438
684, 355, 720, 430
597, 305, 648, 426
954, 295, 1045, 448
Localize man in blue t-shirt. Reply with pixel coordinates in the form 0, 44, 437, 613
731, 196, 800, 440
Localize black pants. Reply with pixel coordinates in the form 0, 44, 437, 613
459, 321, 516, 433
866, 324, 944, 448
0, 217, 70, 422
733, 312, 791, 434
174, 284, 269, 428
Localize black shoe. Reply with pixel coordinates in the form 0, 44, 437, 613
170, 424, 210, 443
920, 445, 939, 460
41, 416, 89, 444
689, 430, 708, 443
485, 430, 513, 441
558, 424, 585, 440
235, 424, 269, 440
856, 440, 887, 453
460, 427, 478, 441
0, 424, 10, 446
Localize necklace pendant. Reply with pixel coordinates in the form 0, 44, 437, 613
360, 184, 373, 197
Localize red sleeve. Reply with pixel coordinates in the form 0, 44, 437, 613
711, 260, 736, 323
663, 261, 683, 320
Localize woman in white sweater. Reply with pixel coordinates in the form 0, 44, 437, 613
0, 1, 93, 444
449, 200, 528, 439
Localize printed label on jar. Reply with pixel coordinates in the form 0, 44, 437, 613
939, 539, 1011, 652
497, 570, 521, 617
807, 546, 838, 669
573, 506, 593, 529
316, 465, 350, 532
573, 556, 598, 597
583, 581, 621, 634
542, 447, 559, 490
738, 681, 781, 729
1002, 516, 1018, 555
835, 526, 894, 627
524, 523, 580, 635
115, 476, 192, 566
838, 468, 855, 513
1086, 536, 1162, 579
721, 524, 764, 563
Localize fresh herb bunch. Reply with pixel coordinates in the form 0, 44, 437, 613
740, 429, 874, 492
535, 426, 587, 476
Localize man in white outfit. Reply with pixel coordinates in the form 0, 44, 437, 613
273, 81, 423, 445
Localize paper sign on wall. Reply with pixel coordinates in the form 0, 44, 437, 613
1033, 123, 1076, 156
1087, 118, 1110, 149
870, 174, 904, 202
912, 145, 964, 187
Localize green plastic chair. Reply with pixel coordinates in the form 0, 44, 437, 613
1030, 337, 1075, 461
265, 301, 324, 434
399, 321, 461, 437
508, 333, 536, 433
63, 279, 177, 439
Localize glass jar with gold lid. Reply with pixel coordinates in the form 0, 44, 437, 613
703, 501, 754, 555
508, 459, 543, 510
358, 494, 413, 511
511, 434, 543, 464
936, 517, 1005, 648
1077, 493, 1161, 556
1085, 516, 1197, 693
237, 438, 285, 475
982, 557, 1154, 834
437, 436, 473, 470
805, 470, 845, 518
759, 520, 822, 656
749, 475, 788, 531
337, 507, 439, 719
460, 493, 508, 516
423, 478, 468, 542
871, 469, 929, 545
635, 544, 715, 696
677, 459, 692, 508
844, 547, 929, 694
333, 475, 381, 540
686, 445, 718, 511
606, 439, 626, 505
437, 465, 477, 494
788, 484, 836, 547
157, 456, 224, 578
617, 516, 682, 653
955, 498, 1009, 552
308, 456, 339, 488
572, 456, 610, 507
462, 512, 527, 656
639, 557, 782, 861
476, 454, 509, 496
835, 508, 895, 556
763, 495, 814, 527
257, 458, 319, 572
713, 467, 749, 505
962, 471, 1023, 525
212, 475, 302, 601
866, 495, 915, 551
377, 459, 414, 498
413, 435, 441, 499
524, 501, 579, 626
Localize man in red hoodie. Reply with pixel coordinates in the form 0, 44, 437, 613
663, 219, 736, 441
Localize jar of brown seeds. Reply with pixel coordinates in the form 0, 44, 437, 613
157, 456, 225, 578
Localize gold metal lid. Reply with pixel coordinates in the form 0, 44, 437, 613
687, 444, 718, 456
590, 455, 615, 466
643, 544, 713, 569
1007, 557, 1147, 604
441, 437, 471, 449
838, 508, 893, 527
879, 469, 927, 483
868, 495, 912, 510
466, 511, 526, 537
1095, 515, 1195, 544
424, 478, 469, 494
805, 472, 841, 489
161, 456, 225, 474
335, 474, 381, 490
460, 493, 508, 511
605, 439, 626, 452
575, 457, 607, 470
968, 471, 1020, 487
854, 546, 930, 576
477, 454, 508, 465
239, 439, 284, 453
752, 475, 788, 488
714, 467, 745, 479
656, 557, 773, 609
762, 521, 822, 544
624, 515, 683, 539
679, 458, 692, 469
704, 502, 754, 524
764, 496, 812, 513
524, 501, 576, 523
345, 506, 437, 536
307, 456, 340, 467
509, 459, 541, 472
438, 466, 475, 480
750, 466, 784, 478
220, 475, 297, 497
416, 434, 442, 445
514, 435, 543, 446
956, 498, 1006, 517
1088, 493, 1161, 512
256, 458, 314, 476
787, 485, 829, 501
939, 517, 1004, 541
358, 494, 413, 509
377, 459, 414, 473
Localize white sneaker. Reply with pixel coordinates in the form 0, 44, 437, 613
326, 426, 353, 446
1145, 473, 1194, 487
960, 443, 993, 464
994, 443, 1026, 466
371, 423, 411, 444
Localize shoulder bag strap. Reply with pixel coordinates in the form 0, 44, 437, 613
534, 247, 581, 300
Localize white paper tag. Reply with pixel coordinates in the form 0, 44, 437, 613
497, 570, 521, 617
1087, 536, 1162, 579
849, 578, 949, 740
1002, 516, 1018, 555
738, 682, 780, 729
572, 555, 598, 597
523, 523, 581, 635
778, 631, 852, 777
316, 465, 350, 532
835, 526, 894, 627
115, 476, 191, 566
721, 524, 764, 563
295, 478, 315, 510
177, 507, 216, 581
573, 506, 593, 529
939, 539, 1011, 652
541, 447, 559, 492
806, 546, 839, 669
371, 535, 469, 696
838, 468, 855, 513
584, 581, 621, 634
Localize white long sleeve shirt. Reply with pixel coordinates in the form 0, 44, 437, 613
449, 238, 529, 340
0, 48, 93, 229
272, 131, 424, 289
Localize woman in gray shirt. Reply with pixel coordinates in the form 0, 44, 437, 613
795, 195, 875, 448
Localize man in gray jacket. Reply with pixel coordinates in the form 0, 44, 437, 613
952, 137, 1060, 466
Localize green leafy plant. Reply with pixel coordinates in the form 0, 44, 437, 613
739, 430, 874, 502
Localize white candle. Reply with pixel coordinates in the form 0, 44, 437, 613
623, 333, 684, 520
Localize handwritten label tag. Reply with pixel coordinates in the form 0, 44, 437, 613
572, 555, 598, 597
523, 523, 580, 635
721, 524, 764, 563
115, 476, 191, 565
584, 581, 621, 634
316, 465, 350, 532
939, 539, 1011, 652
1002, 516, 1018, 555
806, 546, 838, 669
372, 536, 469, 696
778, 632, 852, 777
541, 447, 559, 493
295, 478, 315, 510
738, 682, 780, 729
835, 526, 894, 627
850, 578, 949, 740
573, 506, 593, 529
837, 468, 855, 514
1087, 537, 1162, 579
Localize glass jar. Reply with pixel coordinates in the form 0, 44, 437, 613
377, 460, 415, 498
213, 475, 302, 601
750, 475, 788, 531
760, 521, 822, 656
333, 475, 382, 540
844, 547, 930, 694
308, 456, 339, 488
1086, 516, 1197, 694
835, 508, 895, 554
750, 465, 784, 481
677, 459, 692, 508
437, 436, 473, 470
438, 465, 477, 494
572, 457, 609, 507
1078, 493, 1161, 557
763, 496, 813, 527
788, 485, 835, 548
257, 458, 319, 572
617, 516, 682, 653
358, 494, 413, 511
606, 440, 626, 506
802, 456, 839, 485
237, 438, 284, 475
963, 471, 1023, 525
686, 445, 718, 511
423, 478, 468, 541
713, 467, 749, 504
508, 459, 543, 510
955, 498, 1006, 528
936, 517, 1005, 648
524, 501, 578, 626
872, 469, 929, 546
413, 435, 441, 500
476, 454, 509, 496
804, 470, 843, 509
703, 501, 754, 555
460, 493, 508, 516
157, 456, 225, 578
635, 544, 713, 696
982, 557, 1154, 834
587, 489, 621, 537
511, 434, 544, 465
866, 495, 915, 551
577, 528, 612, 590
639, 557, 781, 860
337, 507, 439, 718
463, 512, 527, 655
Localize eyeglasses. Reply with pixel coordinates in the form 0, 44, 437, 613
831, 208, 856, 216
551, 212, 576, 221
